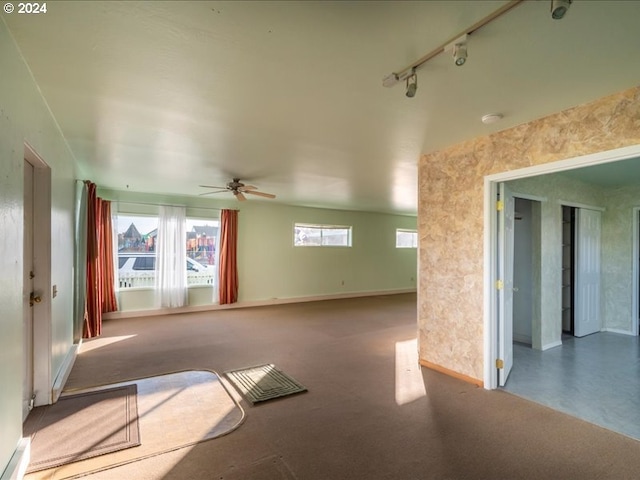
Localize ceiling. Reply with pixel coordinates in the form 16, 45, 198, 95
4, 1, 640, 215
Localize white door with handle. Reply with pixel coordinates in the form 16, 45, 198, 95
574, 208, 601, 337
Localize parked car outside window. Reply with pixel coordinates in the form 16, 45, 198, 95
117, 253, 214, 288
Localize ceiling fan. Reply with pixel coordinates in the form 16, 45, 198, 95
199, 178, 276, 202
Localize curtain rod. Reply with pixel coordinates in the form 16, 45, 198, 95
114, 200, 222, 212
75, 180, 237, 212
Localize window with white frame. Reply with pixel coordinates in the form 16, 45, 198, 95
395, 229, 418, 248
116, 214, 219, 289
294, 223, 352, 247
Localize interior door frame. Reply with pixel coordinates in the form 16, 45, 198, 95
24, 143, 52, 407
484, 143, 640, 390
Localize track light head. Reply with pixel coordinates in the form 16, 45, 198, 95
551, 0, 572, 19
405, 70, 417, 98
453, 44, 467, 66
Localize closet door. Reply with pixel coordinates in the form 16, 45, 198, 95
574, 208, 601, 337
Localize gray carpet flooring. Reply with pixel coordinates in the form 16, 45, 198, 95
48, 294, 640, 480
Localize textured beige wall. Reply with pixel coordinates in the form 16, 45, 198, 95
418, 86, 640, 382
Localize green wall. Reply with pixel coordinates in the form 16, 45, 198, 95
100, 189, 417, 306
1, 19, 77, 475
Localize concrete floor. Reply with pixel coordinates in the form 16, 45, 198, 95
503, 332, 640, 441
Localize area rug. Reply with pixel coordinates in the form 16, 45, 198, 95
23, 385, 140, 473
25, 370, 245, 480
225, 364, 307, 404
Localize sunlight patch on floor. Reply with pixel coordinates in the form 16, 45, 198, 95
395, 338, 426, 406
79, 335, 137, 353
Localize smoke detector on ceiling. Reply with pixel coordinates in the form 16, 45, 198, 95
481, 113, 503, 124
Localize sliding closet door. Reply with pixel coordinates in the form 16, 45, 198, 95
574, 208, 601, 337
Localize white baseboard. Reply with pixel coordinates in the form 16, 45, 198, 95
51, 342, 80, 403
541, 340, 563, 351
0, 438, 30, 480
601, 327, 636, 336
104, 288, 417, 320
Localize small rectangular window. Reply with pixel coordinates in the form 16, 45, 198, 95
396, 229, 418, 248
294, 223, 352, 247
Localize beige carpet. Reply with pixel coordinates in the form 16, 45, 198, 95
24, 385, 140, 473
25, 370, 244, 480
57, 295, 640, 479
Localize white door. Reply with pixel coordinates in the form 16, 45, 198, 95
498, 183, 515, 386
23, 159, 35, 421
574, 208, 601, 337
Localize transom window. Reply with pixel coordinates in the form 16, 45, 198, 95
294, 223, 352, 247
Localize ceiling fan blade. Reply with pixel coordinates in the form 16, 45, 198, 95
199, 190, 229, 196
240, 185, 258, 191
199, 185, 228, 190
235, 191, 247, 201
244, 190, 276, 199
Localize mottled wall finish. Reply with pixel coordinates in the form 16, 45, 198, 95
418, 86, 640, 381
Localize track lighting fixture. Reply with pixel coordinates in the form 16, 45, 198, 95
405, 70, 417, 98
445, 34, 469, 67
381, 1, 525, 95
550, 0, 572, 19
453, 43, 467, 66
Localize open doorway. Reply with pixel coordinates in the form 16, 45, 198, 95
485, 143, 640, 440
486, 143, 640, 389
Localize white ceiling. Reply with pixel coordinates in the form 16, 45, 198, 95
5, 1, 640, 215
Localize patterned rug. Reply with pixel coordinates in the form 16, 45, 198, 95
225, 364, 307, 404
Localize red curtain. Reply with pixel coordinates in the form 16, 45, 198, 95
84, 182, 117, 338
218, 209, 238, 304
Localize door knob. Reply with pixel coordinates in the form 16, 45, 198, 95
30, 292, 42, 306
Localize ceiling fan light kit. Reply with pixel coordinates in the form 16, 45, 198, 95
199, 178, 276, 202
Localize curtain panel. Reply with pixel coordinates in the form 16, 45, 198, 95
218, 209, 238, 304
156, 205, 187, 308
84, 181, 117, 338
73, 181, 88, 343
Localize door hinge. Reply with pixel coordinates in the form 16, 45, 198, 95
496, 359, 504, 369
496, 200, 504, 211
495, 280, 504, 290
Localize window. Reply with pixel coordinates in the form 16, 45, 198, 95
396, 229, 418, 248
294, 223, 352, 247
116, 214, 219, 289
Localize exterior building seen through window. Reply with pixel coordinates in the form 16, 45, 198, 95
116, 214, 219, 289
